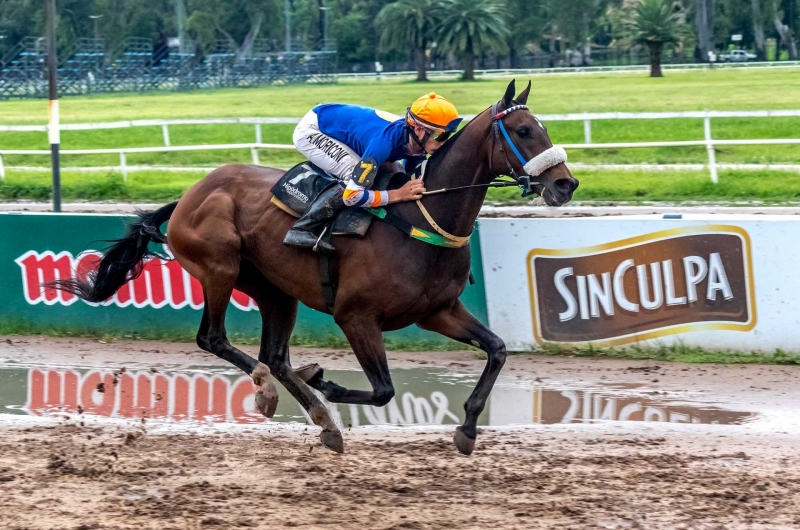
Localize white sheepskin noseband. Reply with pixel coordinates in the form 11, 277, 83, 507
522, 146, 568, 177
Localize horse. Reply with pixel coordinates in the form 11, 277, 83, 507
53, 79, 578, 455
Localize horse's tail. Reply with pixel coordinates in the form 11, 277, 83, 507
48, 201, 179, 303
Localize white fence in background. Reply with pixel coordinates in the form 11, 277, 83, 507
1, 110, 800, 182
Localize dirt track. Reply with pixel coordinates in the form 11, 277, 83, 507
1, 336, 800, 529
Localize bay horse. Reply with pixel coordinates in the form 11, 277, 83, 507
55, 80, 578, 455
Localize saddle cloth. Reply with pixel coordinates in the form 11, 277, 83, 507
270, 162, 396, 237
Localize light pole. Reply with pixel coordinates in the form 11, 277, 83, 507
45, 0, 61, 213
89, 15, 103, 41
285, 0, 291, 53
319, 6, 329, 49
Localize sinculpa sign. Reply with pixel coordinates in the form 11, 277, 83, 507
0, 213, 488, 342
528, 226, 756, 346
480, 217, 797, 352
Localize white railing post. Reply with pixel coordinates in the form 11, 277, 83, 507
120, 151, 127, 182
0, 154, 5, 180
704, 111, 718, 184
251, 147, 259, 165
583, 115, 592, 144
255, 123, 262, 144
162, 124, 170, 147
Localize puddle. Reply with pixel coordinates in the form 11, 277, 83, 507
0, 362, 756, 428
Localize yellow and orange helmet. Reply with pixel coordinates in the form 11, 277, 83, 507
406, 93, 462, 141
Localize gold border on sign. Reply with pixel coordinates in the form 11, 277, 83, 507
526, 225, 758, 347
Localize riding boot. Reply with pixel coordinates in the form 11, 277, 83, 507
283, 184, 346, 253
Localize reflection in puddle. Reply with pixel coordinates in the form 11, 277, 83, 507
0, 364, 755, 428
490, 384, 753, 426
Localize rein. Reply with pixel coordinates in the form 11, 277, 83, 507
420, 178, 520, 196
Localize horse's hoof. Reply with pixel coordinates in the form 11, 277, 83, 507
319, 429, 344, 454
255, 385, 279, 418
251, 362, 272, 387
295, 363, 323, 384
453, 427, 476, 456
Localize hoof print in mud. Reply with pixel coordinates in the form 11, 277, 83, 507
453, 427, 476, 456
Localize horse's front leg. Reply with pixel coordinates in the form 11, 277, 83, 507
417, 300, 507, 456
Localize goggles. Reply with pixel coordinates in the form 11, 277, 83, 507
406, 109, 462, 143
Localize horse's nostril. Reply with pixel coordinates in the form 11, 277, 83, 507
554, 178, 577, 194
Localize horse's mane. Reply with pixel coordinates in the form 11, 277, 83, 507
425, 105, 491, 175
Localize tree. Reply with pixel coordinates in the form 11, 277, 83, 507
436, 0, 508, 80
553, 0, 607, 65
772, 0, 798, 58
331, 11, 375, 65
630, 0, 684, 76
186, 0, 280, 60
752, 0, 766, 58
376, 0, 440, 81
504, 0, 549, 68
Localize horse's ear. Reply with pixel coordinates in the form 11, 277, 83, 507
502, 79, 516, 108
516, 81, 531, 105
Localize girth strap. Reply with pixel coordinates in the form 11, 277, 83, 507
367, 207, 470, 248
317, 225, 337, 313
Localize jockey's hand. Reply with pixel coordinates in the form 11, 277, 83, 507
388, 179, 426, 203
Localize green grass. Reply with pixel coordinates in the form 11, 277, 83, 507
4, 166, 800, 203
0, 320, 474, 352
3, 69, 800, 124
1, 68, 800, 202
534, 342, 800, 365
0, 170, 206, 201
487, 168, 800, 204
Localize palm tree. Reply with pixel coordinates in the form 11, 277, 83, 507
436, 0, 508, 81
630, 0, 683, 77
376, 0, 441, 82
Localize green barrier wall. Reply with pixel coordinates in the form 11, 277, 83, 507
0, 212, 488, 347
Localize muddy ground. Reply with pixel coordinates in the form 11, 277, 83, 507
1, 336, 799, 529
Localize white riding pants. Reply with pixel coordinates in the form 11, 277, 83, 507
293, 110, 360, 181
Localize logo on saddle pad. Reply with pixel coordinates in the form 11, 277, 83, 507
527, 225, 756, 346
282, 181, 310, 203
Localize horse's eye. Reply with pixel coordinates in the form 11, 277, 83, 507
517, 127, 530, 138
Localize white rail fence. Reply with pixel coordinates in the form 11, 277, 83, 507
1, 110, 800, 182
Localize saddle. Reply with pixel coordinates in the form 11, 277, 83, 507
270, 162, 400, 237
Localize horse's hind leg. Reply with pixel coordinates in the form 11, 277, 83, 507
237, 267, 343, 453
191, 259, 279, 417
262, 297, 343, 452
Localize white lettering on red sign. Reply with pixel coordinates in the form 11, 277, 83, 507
15, 249, 257, 311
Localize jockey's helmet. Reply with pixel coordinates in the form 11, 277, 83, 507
407, 93, 462, 142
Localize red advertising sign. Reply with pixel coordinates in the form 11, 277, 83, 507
15, 249, 257, 310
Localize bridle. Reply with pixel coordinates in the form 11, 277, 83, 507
489, 101, 568, 196
420, 101, 568, 197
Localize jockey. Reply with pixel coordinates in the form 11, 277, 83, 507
283, 93, 462, 252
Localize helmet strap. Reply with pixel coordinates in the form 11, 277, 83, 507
406, 124, 431, 155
